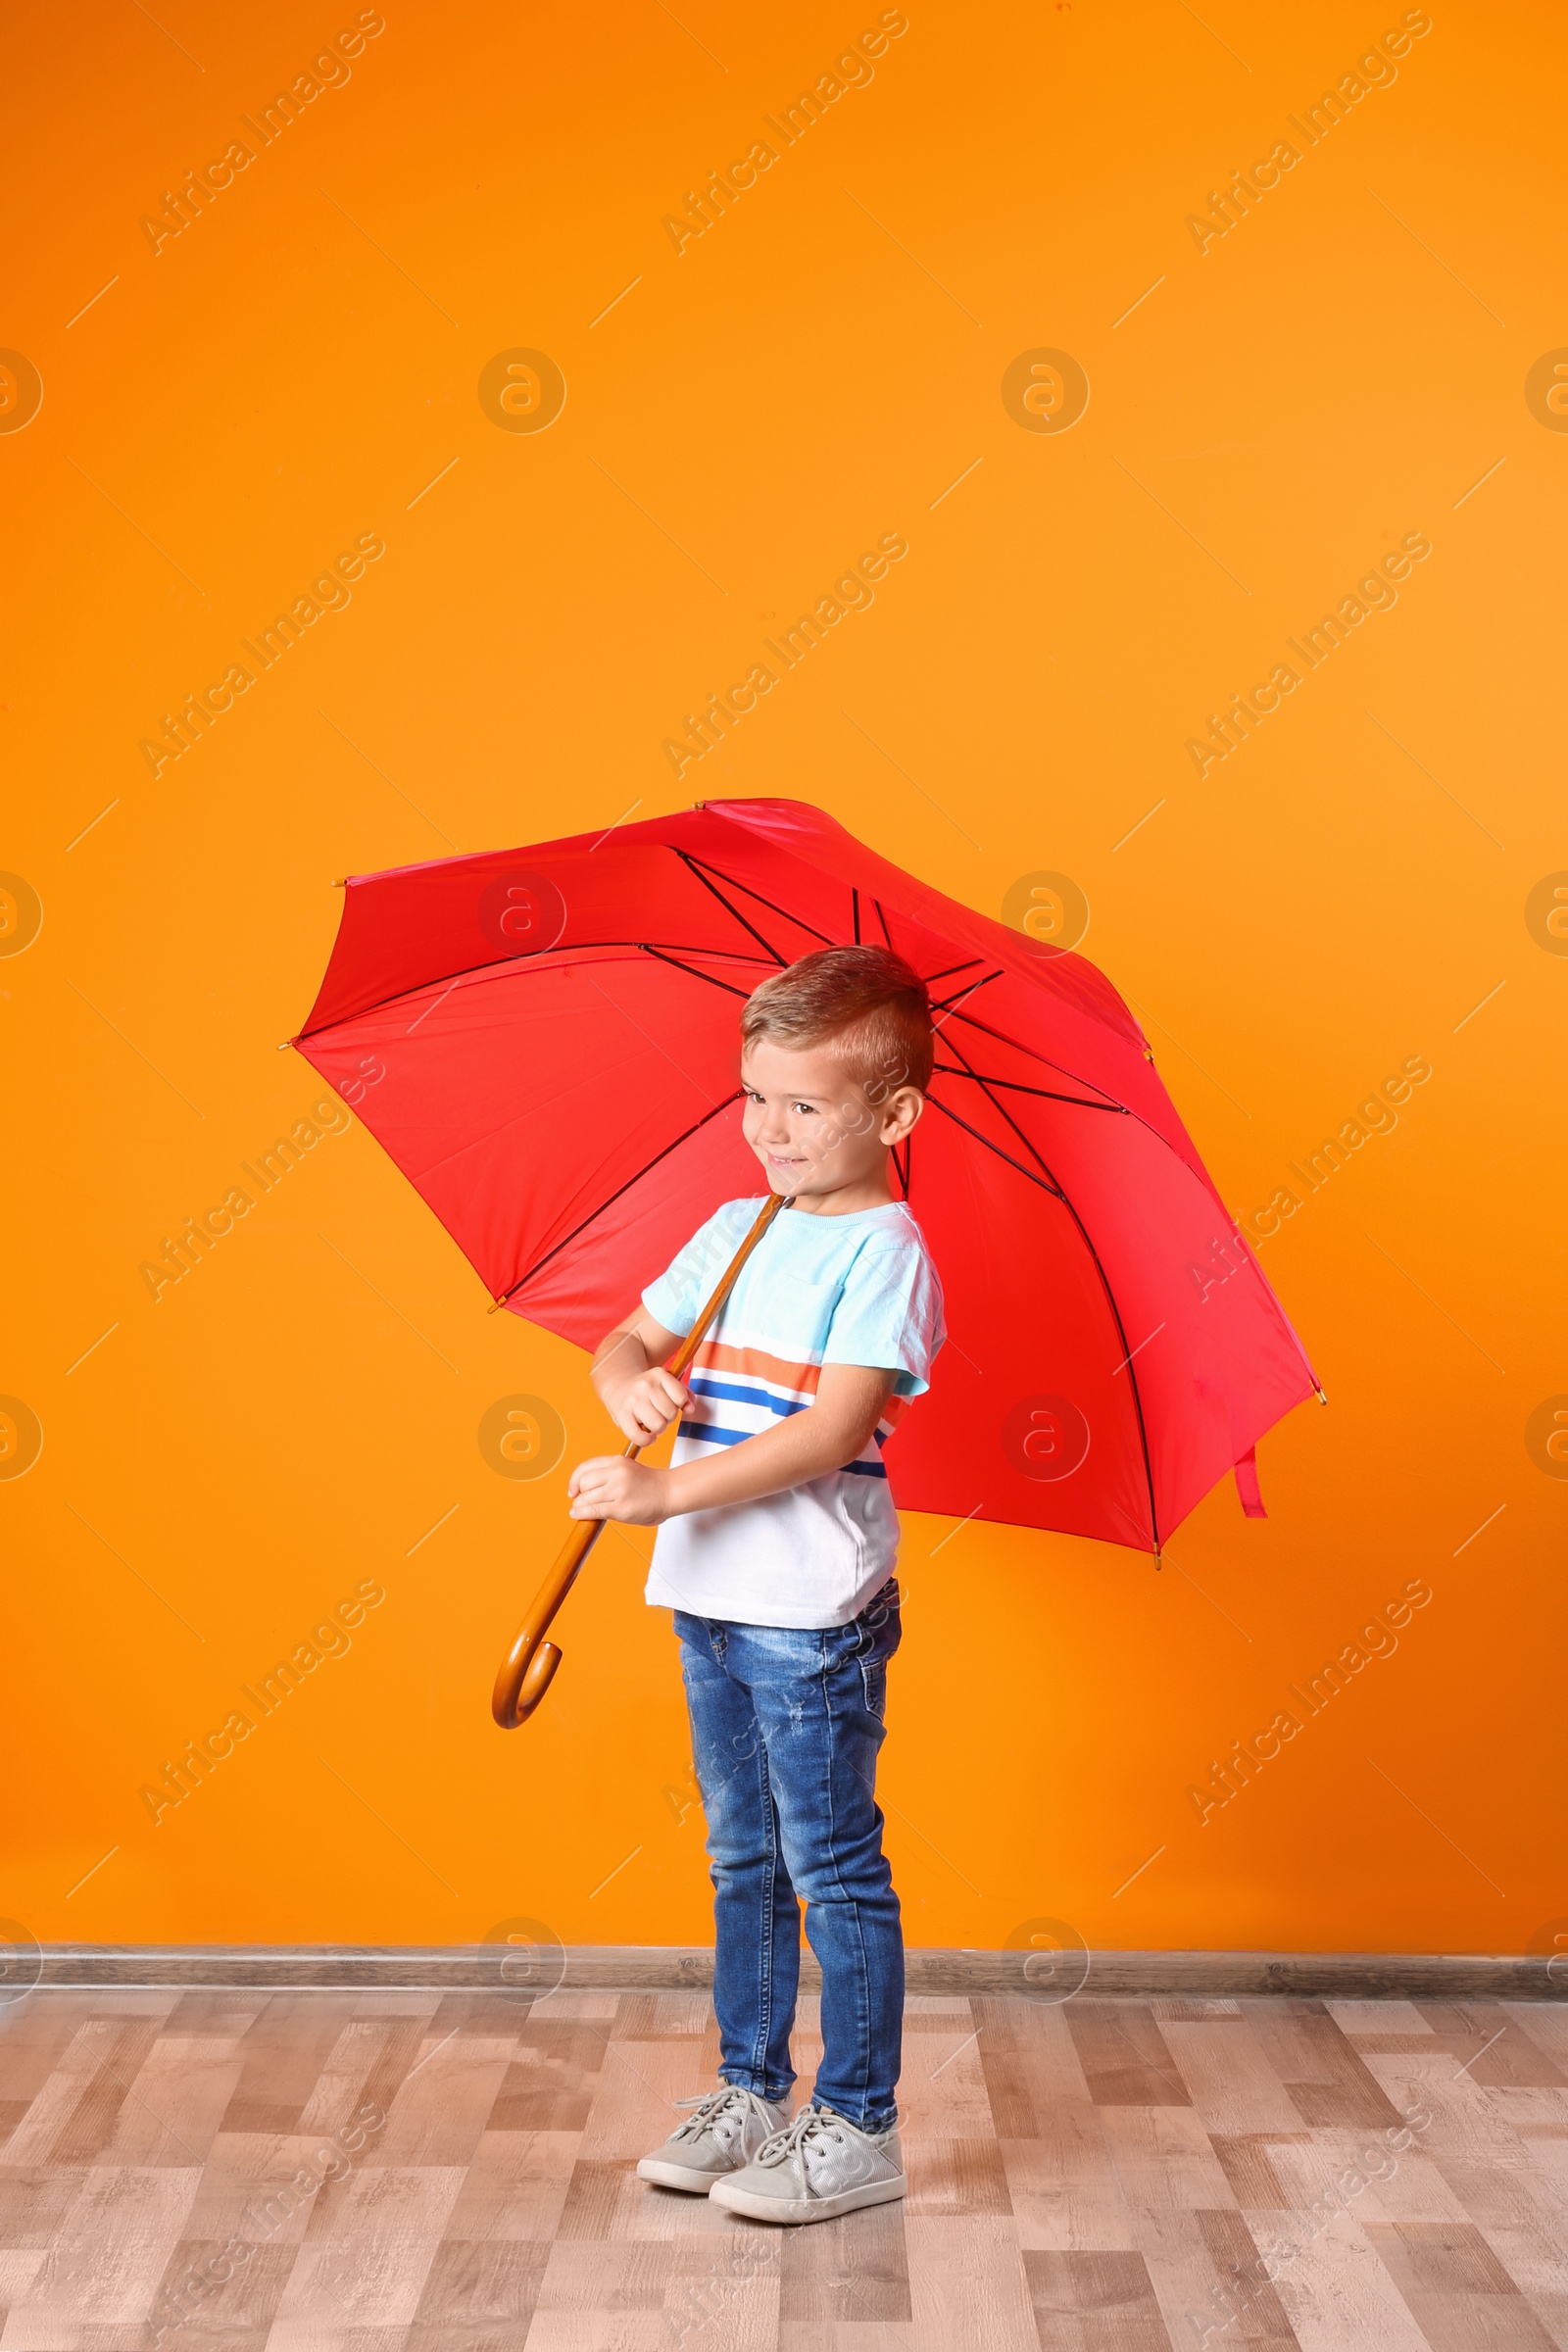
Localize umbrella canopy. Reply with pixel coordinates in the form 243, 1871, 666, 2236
293, 799, 1317, 1556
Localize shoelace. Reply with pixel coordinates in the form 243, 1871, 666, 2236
756, 2103, 847, 2167
668, 2086, 763, 2142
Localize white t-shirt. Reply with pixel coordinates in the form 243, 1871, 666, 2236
640, 1196, 946, 1629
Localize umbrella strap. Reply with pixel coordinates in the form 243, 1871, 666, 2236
1233, 1446, 1267, 1519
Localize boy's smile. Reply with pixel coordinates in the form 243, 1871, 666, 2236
740, 1038, 924, 1217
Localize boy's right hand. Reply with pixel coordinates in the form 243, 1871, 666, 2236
600, 1367, 690, 1446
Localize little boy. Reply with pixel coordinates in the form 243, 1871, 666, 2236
565, 945, 945, 2225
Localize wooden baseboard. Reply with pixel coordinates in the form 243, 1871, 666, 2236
27, 1945, 1562, 1999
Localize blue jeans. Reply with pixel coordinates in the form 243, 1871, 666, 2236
673, 1579, 904, 2133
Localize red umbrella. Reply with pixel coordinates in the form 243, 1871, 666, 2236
292, 798, 1317, 1571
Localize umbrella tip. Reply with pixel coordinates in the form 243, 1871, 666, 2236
1313, 1384, 1328, 1405
1152, 1545, 1163, 1570
692, 802, 706, 810
332, 877, 346, 887
276, 1040, 291, 1053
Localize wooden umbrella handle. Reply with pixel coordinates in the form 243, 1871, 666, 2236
491, 1190, 790, 1729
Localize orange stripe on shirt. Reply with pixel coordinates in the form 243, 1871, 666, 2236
694, 1342, 913, 1430
694, 1340, 821, 1396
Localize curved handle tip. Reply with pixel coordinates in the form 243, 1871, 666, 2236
493, 1638, 563, 1730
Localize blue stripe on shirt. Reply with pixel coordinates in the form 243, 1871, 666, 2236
686, 1375, 809, 1419
675, 1419, 888, 1476
687, 1375, 889, 1445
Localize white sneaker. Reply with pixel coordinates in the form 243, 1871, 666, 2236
710, 2102, 906, 2224
636, 2085, 793, 2193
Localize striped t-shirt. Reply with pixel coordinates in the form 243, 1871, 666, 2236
641, 1197, 946, 1629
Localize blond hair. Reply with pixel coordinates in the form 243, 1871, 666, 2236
740, 945, 933, 1097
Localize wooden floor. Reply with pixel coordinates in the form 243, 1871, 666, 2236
1, 1987, 1565, 2350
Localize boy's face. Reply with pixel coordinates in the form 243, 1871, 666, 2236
740, 1037, 923, 1204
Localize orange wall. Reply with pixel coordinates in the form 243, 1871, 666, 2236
4, 0, 1563, 1960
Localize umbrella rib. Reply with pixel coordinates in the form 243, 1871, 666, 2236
498, 1090, 747, 1302
931, 1063, 1128, 1114
297, 941, 770, 1037
852, 888, 860, 944
940, 1028, 1162, 1556
923, 958, 985, 988
640, 944, 752, 999
872, 898, 895, 948
921, 1094, 1064, 1200
679, 853, 836, 949
942, 999, 1304, 1408
930, 969, 1004, 1016
941, 1002, 1128, 1107
941, 1028, 1070, 1192
673, 851, 788, 965
945, 998, 1261, 1213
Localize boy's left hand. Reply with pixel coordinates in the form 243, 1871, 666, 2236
567, 1455, 672, 1525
